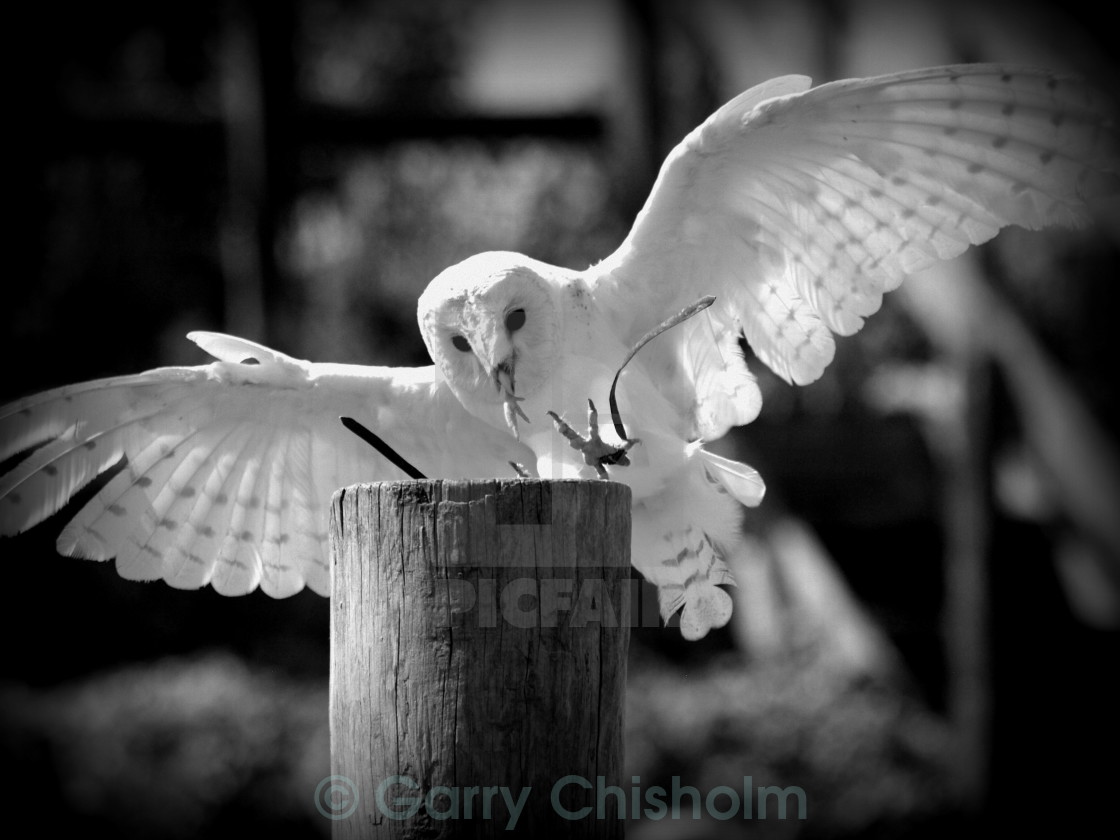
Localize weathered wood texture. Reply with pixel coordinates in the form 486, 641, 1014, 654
329, 479, 631, 839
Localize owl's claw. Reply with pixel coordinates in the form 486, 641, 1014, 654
547, 399, 639, 480
502, 391, 530, 440
494, 362, 530, 440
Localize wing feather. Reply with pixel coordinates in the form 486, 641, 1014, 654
0, 384, 201, 535
1, 333, 535, 597
210, 428, 273, 596
162, 426, 257, 591
258, 427, 296, 597
114, 427, 216, 583
681, 311, 761, 440
58, 428, 203, 562
590, 63, 1117, 432
133, 426, 236, 570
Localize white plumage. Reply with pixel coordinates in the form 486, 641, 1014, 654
2, 64, 1114, 638
0, 334, 534, 598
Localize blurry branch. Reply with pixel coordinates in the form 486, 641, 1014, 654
616, 0, 722, 222
866, 259, 995, 809
730, 513, 902, 682
868, 249, 1120, 807
220, 0, 269, 342
981, 283, 1120, 586
981, 281, 1120, 629
883, 257, 1120, 620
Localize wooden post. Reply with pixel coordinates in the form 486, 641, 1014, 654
327, 479, 631, 838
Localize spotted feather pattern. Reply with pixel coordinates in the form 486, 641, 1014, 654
654, 526, 736, 641
0, 333, 534, 597
595, 64, 1117, 403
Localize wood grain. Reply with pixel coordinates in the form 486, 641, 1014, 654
329, 479, 631, 838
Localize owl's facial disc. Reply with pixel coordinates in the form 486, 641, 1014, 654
418, 252, 560, 441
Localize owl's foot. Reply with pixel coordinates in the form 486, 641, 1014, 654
547, 399, 638, 480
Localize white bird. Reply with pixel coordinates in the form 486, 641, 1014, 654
1, 64, 1114, 638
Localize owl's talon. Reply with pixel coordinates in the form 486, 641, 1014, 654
547, 399, 639, 479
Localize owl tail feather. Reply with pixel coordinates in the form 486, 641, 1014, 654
655, 526, 736, 640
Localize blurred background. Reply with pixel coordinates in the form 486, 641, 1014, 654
2, 0, 1118, 836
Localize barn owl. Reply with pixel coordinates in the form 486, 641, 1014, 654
1, 65, 1114, 639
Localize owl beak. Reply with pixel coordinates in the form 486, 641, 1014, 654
493, 360, 530, 440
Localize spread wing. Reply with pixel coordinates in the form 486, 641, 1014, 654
589, 64, 1117, 440
0, 331, 535, 597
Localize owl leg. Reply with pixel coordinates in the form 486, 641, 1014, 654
547, 399, 638, 479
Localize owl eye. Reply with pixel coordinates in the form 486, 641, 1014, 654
505, 308, 526, 332
451, 335, 472, 352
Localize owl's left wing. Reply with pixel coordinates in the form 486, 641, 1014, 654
588, 64, 1117, 440
0, 331, 534, 597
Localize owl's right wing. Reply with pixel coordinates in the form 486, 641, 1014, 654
588, 64, 1116, 441
0, 331, 535, 598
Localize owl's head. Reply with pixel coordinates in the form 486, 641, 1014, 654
418, 251, 562, 438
